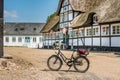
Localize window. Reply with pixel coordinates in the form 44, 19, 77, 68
93, 28, 99, 36
18, 37, 22, 42
63, 6, 69, 12
64, 13, 68, 21
56, 32, 60, 39
63, 7, 66, 12
63, 22, 69, 27
62, 0, 69, 6
39, 37, 42, 42
45, 33, 49, 39
86, 29, 92, 36
60, 23, 64, 28
77, 29, 84, 37
93, 28, 96, 35
20, 28, 24, 31
60, 14, 64, 22
112, 25, 120, 34
69, 5, 72, 10
80, 29, 84, 37
102, 26, 109, 35
93, 14, 98, 25
12, 37, 16, 42
52, 33, 55, 39
33, 28, 36, 31
74, 12, 79, 18
60, 8, 63, 13
5, 37, 9, 42
71, 30, 78, 38
69, 12, 73, 20
25, 37, 30, 43
14, 28, 18, 31
33, 37, 36, 42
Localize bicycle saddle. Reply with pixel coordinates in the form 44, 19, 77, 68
77, 49, 87, 54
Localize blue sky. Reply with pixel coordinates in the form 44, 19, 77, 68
4, 0, 59, 23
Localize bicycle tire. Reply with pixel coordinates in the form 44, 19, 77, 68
47, 55, 62, 71
74, 56, 89, 73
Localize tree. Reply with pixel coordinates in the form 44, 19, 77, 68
46, 12, 56, 22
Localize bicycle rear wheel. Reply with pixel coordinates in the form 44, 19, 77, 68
47, 55, 62, 71
74, 56, 89, 73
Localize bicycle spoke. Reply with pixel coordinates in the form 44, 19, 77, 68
47, 55, 62, 71
74, 56, 89, 73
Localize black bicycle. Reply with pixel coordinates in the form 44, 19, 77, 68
47, 48, 90, 73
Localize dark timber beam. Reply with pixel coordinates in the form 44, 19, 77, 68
0, 0, 3, 57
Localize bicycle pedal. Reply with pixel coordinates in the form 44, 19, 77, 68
67, 66, 72, 72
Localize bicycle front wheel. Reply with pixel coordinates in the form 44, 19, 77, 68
74, 56, 89, 73
47, 55, 62, 71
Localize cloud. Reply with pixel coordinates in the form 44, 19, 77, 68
4, 10, 18, 18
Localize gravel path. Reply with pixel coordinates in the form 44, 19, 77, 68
1, 47, 120, 80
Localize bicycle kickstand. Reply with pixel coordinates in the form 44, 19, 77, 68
66, 66, 72, 72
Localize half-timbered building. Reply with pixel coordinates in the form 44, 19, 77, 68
41, 0, 120, 51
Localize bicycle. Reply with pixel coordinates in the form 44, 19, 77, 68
47, 48, 90, 73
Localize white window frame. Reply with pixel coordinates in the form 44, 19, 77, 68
93, 14, 98, 25
18, 37, 22, 43
33, 37, 36, 43
60, 14, 64, 22
93, 27, 99, 36
86, 28, 92, 36
69, 5, 72, 10
12, 37, 16, 42
102, 25, 109, 35
112, 24, 120, 35
64, 12, 68, 21
5, 37, 9, 43
69, 11, 73, 20
78, 28, 84, 37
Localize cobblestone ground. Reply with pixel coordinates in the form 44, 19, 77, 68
1, 47, 120, 80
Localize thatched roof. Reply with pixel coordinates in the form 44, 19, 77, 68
96, 0, 120, 23
40, 14, 59, 33
71, 0, 120, 28
4, 22, 45, 35
71, 12, 96, 28
57, 0, 105, 14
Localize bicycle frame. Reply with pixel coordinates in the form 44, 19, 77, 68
48, 48, 90, 72
55, 49, 75, 64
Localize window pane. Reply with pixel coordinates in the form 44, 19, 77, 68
69, 12, 73, 20
69, 5, 72, 10
39, 37, 41, 42
64, 13, 68, 21
74, 12, 79, 18
112, 25, 120, 34
25, 37, 30, 43
63, 0, 69, 6
60, 14, 63, 22
86, 29, 92, 36
5, 37, 9, 42
60, 23, 64, 28
33, 37, 36, 42
18, 37, 22, 42
12, 37, 16, 42
64, 22, 69, 27
60, 8, 63, 13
